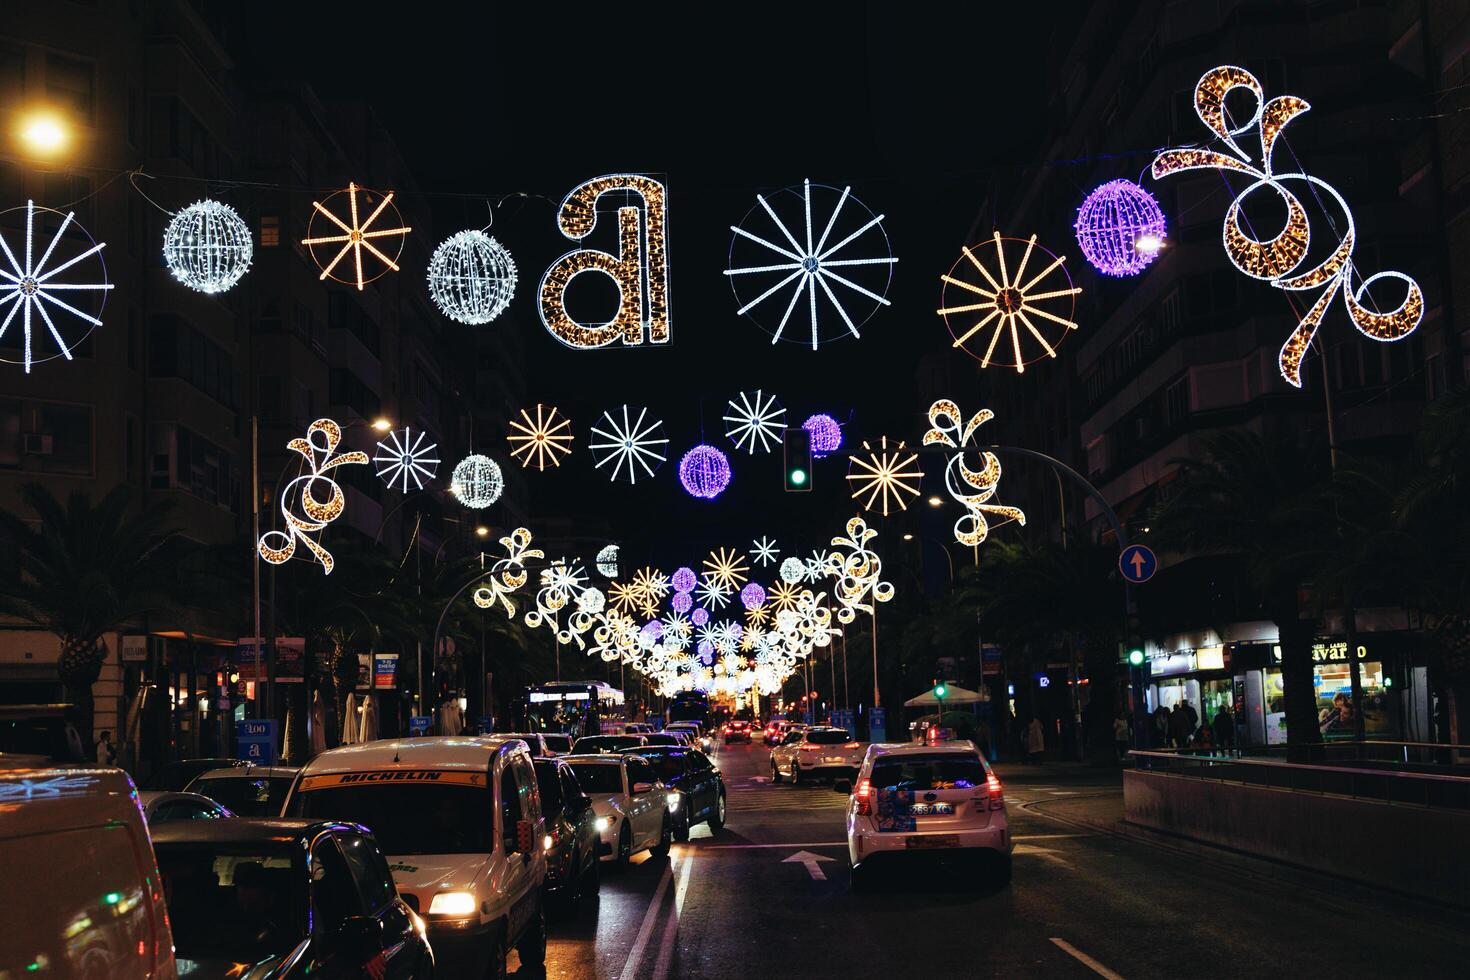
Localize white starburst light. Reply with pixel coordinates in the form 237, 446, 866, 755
589, 405, 669, 483
750, 536, 780, 566
0, 200, 114, 373
372, 427, 440, 492
723, 389, 787, 454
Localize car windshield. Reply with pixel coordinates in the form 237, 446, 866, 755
289, 783, 493, 854
628, 749, 687, 782
156, 844, 305, 960
870, 754, 986, 791
191, 775, 294, 816
568, 763, 624, 795
806, 729, 851, 745
542, 735, 573, 753
640, 734, 680, 746
573, 735, 640, 752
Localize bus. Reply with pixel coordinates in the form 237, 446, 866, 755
667, 690, 710, 728
516, 681, 624, 737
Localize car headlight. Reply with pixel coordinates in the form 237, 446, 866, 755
666, 792, 680, 811
595, 815, 611, 832
428, 890, 477, 917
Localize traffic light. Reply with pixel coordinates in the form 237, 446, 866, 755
933, 683, 948, 699
784, 427, 812, 492
1127, 646, 1146, 667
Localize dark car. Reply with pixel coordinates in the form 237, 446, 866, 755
622, 746, 725, 841
541, 733, 574, 755
638, 733, 683, 747
532, 757, 601, 913
142, 758, 248, 792
572, 734, 645, 753
152, 817, 433, 978
186, 764, 298, 816
723, 720, 753, 743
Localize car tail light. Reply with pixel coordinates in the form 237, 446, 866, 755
854, 778, 872, 815
986, 771, 1004, 811
799, 744, 821, 752
844, 742, 860, 749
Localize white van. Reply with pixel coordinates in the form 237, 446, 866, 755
0, 765, 177, 978
282, 736, 546, 977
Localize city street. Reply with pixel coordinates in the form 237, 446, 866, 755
542, 742, 1470, 979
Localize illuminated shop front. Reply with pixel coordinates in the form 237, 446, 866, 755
1143, 644, 1232, 736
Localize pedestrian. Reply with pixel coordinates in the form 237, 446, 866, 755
1152, 706, 1169, 747
1195, 720, 1214, 751
95, 729, 117, 766
1168, 703, 1192, 748
1212, 704, 1235, 750
1182, 699, 1198, 733
1113, 713, 1130, 762
1026, 716, 1045, 764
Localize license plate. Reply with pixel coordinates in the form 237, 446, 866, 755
823, 757, 848, 764
905, 803, 953, 816
906, 834, 960, 849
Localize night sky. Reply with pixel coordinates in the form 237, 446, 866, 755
244, 1, 1064, 567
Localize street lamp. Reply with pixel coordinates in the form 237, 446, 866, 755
17, 110, 68, 157
371, 416, 393, 433
927, 495, 944, 508
475, 525, 490, 538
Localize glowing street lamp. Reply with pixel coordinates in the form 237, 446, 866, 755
18, 111, 68, 157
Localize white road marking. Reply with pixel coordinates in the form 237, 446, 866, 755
1049, 790, 1079, 795
1010, 833, 1091, 840
1050, 937, 1125, 980
618, 861, 673, 980
650, 856, 695, 980
697, 841, 847, 849
782, 849, 835, 881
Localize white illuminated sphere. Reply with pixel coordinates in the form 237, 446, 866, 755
162, 200, 253, 293
427, 230, 518, 325
450, 454, 504, 508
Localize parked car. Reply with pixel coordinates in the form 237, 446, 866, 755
141, 757, 247, 792
770, 727, 864, 784
283, 736, 547, 978
532, 757, 601, 913
498, 732, 554, 756
541, 733, 574, 756
0, 703, 89, 765
572, 733, 646, 753
186, 764, 298, 816
844, 741, 1011, 890
563, 754, 672, 865
153, 817, 434, 976
661, 730, 694, 747
138, 789, 234, 824
638, 732, 684, 747
622, 746, 726, 841
665, 722, 712, 752
0, 765, 177, 978
723, 720, 754, 743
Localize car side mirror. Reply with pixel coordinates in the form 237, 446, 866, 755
833, 778, 852, 794
334, 914, 382, 964
632, 781, 654, 795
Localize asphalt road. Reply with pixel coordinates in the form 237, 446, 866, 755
535, 741, 1469, 979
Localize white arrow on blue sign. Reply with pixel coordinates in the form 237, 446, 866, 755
1118, 544, 1158, 584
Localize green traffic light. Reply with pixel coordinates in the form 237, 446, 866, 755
934, 684, 947, 698
1127, 649, 1145, 667
790, 468, 807, 486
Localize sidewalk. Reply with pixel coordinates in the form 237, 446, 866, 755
993, 760, 1129, 833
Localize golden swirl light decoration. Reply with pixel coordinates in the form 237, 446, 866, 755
257, 419, 369, 575
1152, 65, 1424, 388
471, 528, 544, 617
923, 399, 1027, 549
825, 517, 894, 625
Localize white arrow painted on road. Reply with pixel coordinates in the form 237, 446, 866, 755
782, 849, 836, 881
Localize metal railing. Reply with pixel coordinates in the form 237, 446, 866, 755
1128, 748, 1470, 812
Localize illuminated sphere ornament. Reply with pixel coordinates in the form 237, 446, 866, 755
678, 444, 732, 500
691, 607, 711, 627
1074, 180, 1167, 277
427, 230, 517, 324
671, 591, 694, 614
596, 544, 620, 578
802, 414, 843, 457
671, 567, 698, 593
162, 199, 253, 293
450, 454, 504, 509
741, 582, 767, 610
779, 556, 806, 584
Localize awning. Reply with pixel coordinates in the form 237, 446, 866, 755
903, 684, 986, 707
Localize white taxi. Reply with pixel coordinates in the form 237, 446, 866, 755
769, 726, 864, 784
563, 753, 673, 865
844, 741, 1011, 889
282, 736, 547, 978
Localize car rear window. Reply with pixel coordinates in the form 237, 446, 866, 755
870, 754, 986, 791
543, 735, 573, 753
568, 763, 624, 795
806, 729, 851, 745
191, 775, 294, 816
573, 735, 640, 752
533, 760, 564, 811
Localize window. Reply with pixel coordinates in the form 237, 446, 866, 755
257, 375, 283, 422
533, 760, 564, 813
626, 757, 658, 789
329, 368, 381, 420
149, 315, 237, 409
337, 832, 397, 913
870, 753, 986, 791
45, 53, 93, 119
1164, 376, 1190, 426
258, 299, 283, 333
805, 729, 852, 745
260, 215, 279, 247
329, 293, 381, 356
0, 43, 24, 102
37, 403, 93, 475
500, 764, 524, 854
1160, 289, 1181, 335
148, 423, 234, 508
567, 763, 623, 795
310, 837, 365, 932
290, 783, 493, 855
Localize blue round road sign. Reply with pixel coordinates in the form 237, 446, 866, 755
1118, 544, 1158, 584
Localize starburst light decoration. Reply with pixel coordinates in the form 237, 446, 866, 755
702, 547, 750, 591
472, 528, 544, 616
507, 404, 574, 471
0, 200, 114, 372
939, 232, 1082, 373
724, 179, 896, 349
589, 405, 669, 483
679, 444, 732, 500
596, 544, 620, 578
631, 567, 671, 604
779, 556, 806, 584
923, 400, 1027, 548
696, 577, 732, 610
750, 536, 779, 566
768, 580, 803, 613
826, 516, 895, 624
805, 550, 832, 583
847, 436, 922, 516
256, 419, 369, 575
1074, 180, 1167, 277
427, 229, 517, 324
539, 175, 669, 348
607, 580, 644, 616
723, 390, 787, 454
162, 199, 253, 293
372, 427, 440, 492
1152, 65, 1424, 387
450, 454, 504, 509
802, 414, 843, 457
303, 182, 410, 290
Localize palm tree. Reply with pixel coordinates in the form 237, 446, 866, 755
0, 484, 184, 748
1147, 429, 1336, 760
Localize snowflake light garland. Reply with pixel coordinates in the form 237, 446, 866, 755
539, 174, 670, 349
768, 580, 803, 612
723, 390, 787, 454
450, 454, 504, 509
939, 232, 1081, 373
589, 405, 669, 483
923, 400, 1027, 548
695, 577, 732, 610
691, 607, 711, 627
724, 179, 896, 349
162, 199, 253, 293
0, 200, 114, 373
847, 436, 923, 516
372, 427, 440, 492
427, 229, 517, 324
1074, 180, 1167, 277
750, 536, 779, 566
702, 547, 750, 590
779, 556, 806, 584
679, 444, 732, 500
1151, 65, 1424, 387
302, 182, 410, 290
507, 403, 574, 471
802, 413, 843, 457
256, 419, 368, 575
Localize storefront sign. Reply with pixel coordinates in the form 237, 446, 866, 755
122, 635, 148, 663
1271, 641, 1371, 664
1149, 651, 1197, 676
373, 653, 399, 690
1196, 645, 1226, 671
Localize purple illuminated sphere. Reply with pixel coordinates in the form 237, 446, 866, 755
671, 591, 693, 614
802, 413, 842, 457
740, 582, 767, 610
691, 607, 710, 626
640, 620, 665, 641
697, 640, 715, 660
678, 444, 732, 500
671, 566, 698, 593
1074, 179, 1167, 277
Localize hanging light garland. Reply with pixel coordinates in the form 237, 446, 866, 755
256, 419, 368, 575
450, 454, 504, 508
679, 444, 732, 500
589, 405, 669, 484
162, 199, 253, 293
846, 436, 923, 516
0, 199, 114, 373
507, 403, 574, 471
1074, 179, 1166, 277
427, 229, 517, 324
372, 427, 440, 492
302, 182, 410, 290
802, 414, 843, 457
923, 399, 1027, 548
723, 389, 787, 454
